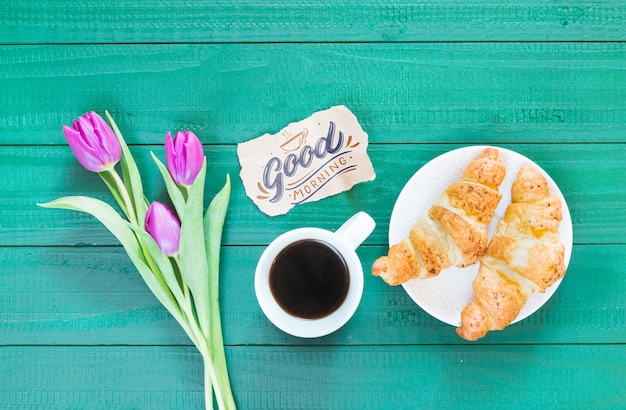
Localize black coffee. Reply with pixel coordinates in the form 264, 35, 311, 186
269, 239, 349, 319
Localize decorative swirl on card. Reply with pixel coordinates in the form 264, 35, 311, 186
237, 106, 376, 216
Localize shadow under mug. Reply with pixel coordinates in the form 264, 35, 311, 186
254, 211, 376, 338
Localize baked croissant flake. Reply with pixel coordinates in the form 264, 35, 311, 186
372, 148, 506, 286
456, 164, 566, 341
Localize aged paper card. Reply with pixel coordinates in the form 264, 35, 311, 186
237, 105, 376, 216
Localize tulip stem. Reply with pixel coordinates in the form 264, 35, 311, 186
172, 255, 231, 410
106, 169, 138, 226
180, 185, 191, 203
172, 258, 197, 339
172, 257, 191, 309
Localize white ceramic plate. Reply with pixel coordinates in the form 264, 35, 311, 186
390, 146, 573, 327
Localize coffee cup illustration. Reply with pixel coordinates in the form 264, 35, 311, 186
280, 129, 308, 152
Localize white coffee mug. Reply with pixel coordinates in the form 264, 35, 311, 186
255, 211, 376, 338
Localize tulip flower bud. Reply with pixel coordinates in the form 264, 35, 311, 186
62, 111, 122, 173
145, 202, 181, 257
165, 131, 205, 187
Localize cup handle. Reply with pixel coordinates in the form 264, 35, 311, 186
334, 211, 376, 250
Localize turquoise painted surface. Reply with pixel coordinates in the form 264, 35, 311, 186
1, 2, 625, 409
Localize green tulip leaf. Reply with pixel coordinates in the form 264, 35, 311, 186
105, 111, 148, 224
98, 170, 129, 218
205, 174, 231, 288
37, 196, 190, 334
178, 159, 211, 338
151, 152, 186, 219
128, 224, 186, 310
204, 174, 234, 403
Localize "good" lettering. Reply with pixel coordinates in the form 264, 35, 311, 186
262, 121, 344, 202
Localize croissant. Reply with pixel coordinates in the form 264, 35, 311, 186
372, 148, 506, 285
456, 164, 566, 341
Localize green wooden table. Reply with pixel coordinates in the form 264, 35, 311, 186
2, 2, 625, 408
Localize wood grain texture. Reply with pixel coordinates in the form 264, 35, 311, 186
1, 43, 625, 145
2, 2, 625, 408
1, 144, 624, 246
2, 244, 624, 346
1, 345, 624, 409
2, 1, 625, 43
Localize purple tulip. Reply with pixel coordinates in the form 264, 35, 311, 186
145, 202, 181, 257
165, 131, 204, 187
62, 111, 122, 172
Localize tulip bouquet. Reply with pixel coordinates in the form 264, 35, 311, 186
39, 111, 236, 409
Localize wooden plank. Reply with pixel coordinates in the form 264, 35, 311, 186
2, 244, 624, 345
1, 1, 625, 44
1, 144, 624, 246
1, 344, 624, 409
1, 43, 625, 145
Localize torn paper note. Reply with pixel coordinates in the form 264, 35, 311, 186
237, 105, 376, 216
